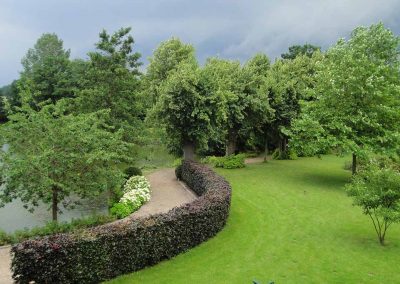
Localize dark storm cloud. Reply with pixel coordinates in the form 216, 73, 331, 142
1, 0, 399, 85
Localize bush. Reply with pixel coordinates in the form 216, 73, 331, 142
123, 166, 143, 178
110, 176, 151, 219
220, 154, 246, 169
173, 157, 182, 167
201, 154, 245, 169
11, 161, 231, 283
346, 158, 400, 245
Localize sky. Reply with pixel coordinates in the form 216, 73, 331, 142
1, 0, 400, 86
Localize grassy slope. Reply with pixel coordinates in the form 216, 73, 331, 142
107, 155, 400, 284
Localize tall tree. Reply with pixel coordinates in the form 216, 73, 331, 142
154, 60, 213, 160
77, 27, 142, 141
145, 38, 196, 104
288, 23, 400, 173
266, 53, 321, 158
0, 95, 7, 123
20, 33, 73, 108
201, 56, 273, 156
281, 44, 321, 60
0, 82, 132, 221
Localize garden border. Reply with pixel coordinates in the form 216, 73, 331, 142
11, 161, 232, 283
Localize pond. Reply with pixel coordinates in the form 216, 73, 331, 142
0, 194, 109, 233
0, 144, 109, 233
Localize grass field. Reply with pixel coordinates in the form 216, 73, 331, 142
107, 155, 400, 284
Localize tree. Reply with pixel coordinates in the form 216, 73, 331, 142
20, 33, 74, 108
266, 53, 321, 158
346, 158, 400, 245
77, 27, 142, 141
241, 54, 273, 157
281, 44, 321, 60
145, 38, 196, 104
288, 23, 400, 173
0, 82, 132, 222
154, 60, 213, 160
0, 95, 6, 123
200, 56, 272, 156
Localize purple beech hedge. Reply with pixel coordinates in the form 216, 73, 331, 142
11, 161, 232, 284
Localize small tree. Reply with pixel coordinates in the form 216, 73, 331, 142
0, 83, 132, 222
346, 158, 400, 245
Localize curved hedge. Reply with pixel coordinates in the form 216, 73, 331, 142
11, 161, 232, 283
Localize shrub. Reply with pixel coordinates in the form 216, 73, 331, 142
346, 158, 400, 245
11, 161, 231, 283
173, 157, 182, 167
220, 154, 246, 169
201, 154, 245, 169
124, 166, 143, 178
111, 176, 151, 219
110, 202, 133, 219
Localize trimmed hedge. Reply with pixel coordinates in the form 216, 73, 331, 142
11, 161, 232, 283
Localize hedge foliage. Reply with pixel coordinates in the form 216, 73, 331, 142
201, 154, 246, 169
11, 161, 232, 284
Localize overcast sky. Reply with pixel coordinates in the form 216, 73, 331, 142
1, 0, 399, 85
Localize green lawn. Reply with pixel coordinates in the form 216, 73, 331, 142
107, 155, 400, 284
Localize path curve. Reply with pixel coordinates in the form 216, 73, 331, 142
0, 168, 196, 284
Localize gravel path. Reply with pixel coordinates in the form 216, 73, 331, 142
0, 168, 195, 284
132, 168, 197, 218
0, 246, 11, 284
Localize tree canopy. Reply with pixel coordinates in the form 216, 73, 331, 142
288, 23, 400, 171
0, 82, 132, 221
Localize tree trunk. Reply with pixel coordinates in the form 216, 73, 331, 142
352, 153, 357, 175
226, 128, 237, 156
52, 186, 59, 222
264, 136, 268, 162
183, 141, 195, 161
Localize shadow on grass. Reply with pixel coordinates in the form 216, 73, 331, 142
292, 171, 350, 191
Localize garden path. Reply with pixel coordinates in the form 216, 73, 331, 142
132, 168, 197, 218
0, 167, 196, 284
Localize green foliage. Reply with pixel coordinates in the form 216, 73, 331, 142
0, 215, 115, 246
289, 23, 400, 161
11, 161, 231, 283
202, 154, 246, 169
265, 52, 322, 157
271, 149, 298, 160
124, 166, 143, 178
346, 157, 400, 245
77, 27, 143, 140
0, 86, 132, 220
19, 33, 74, 108
110, 202, 133, 219
201, 56, 273, 155
154, 59, 214, 153
145, 38, 196, 104
220, 154, 246, 169
173, 158, 183, 167
281, 44, 321, 59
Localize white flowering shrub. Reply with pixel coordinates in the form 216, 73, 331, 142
110, 176, 151, 219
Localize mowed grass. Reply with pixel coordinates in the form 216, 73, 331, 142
107, 155, 400, 284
